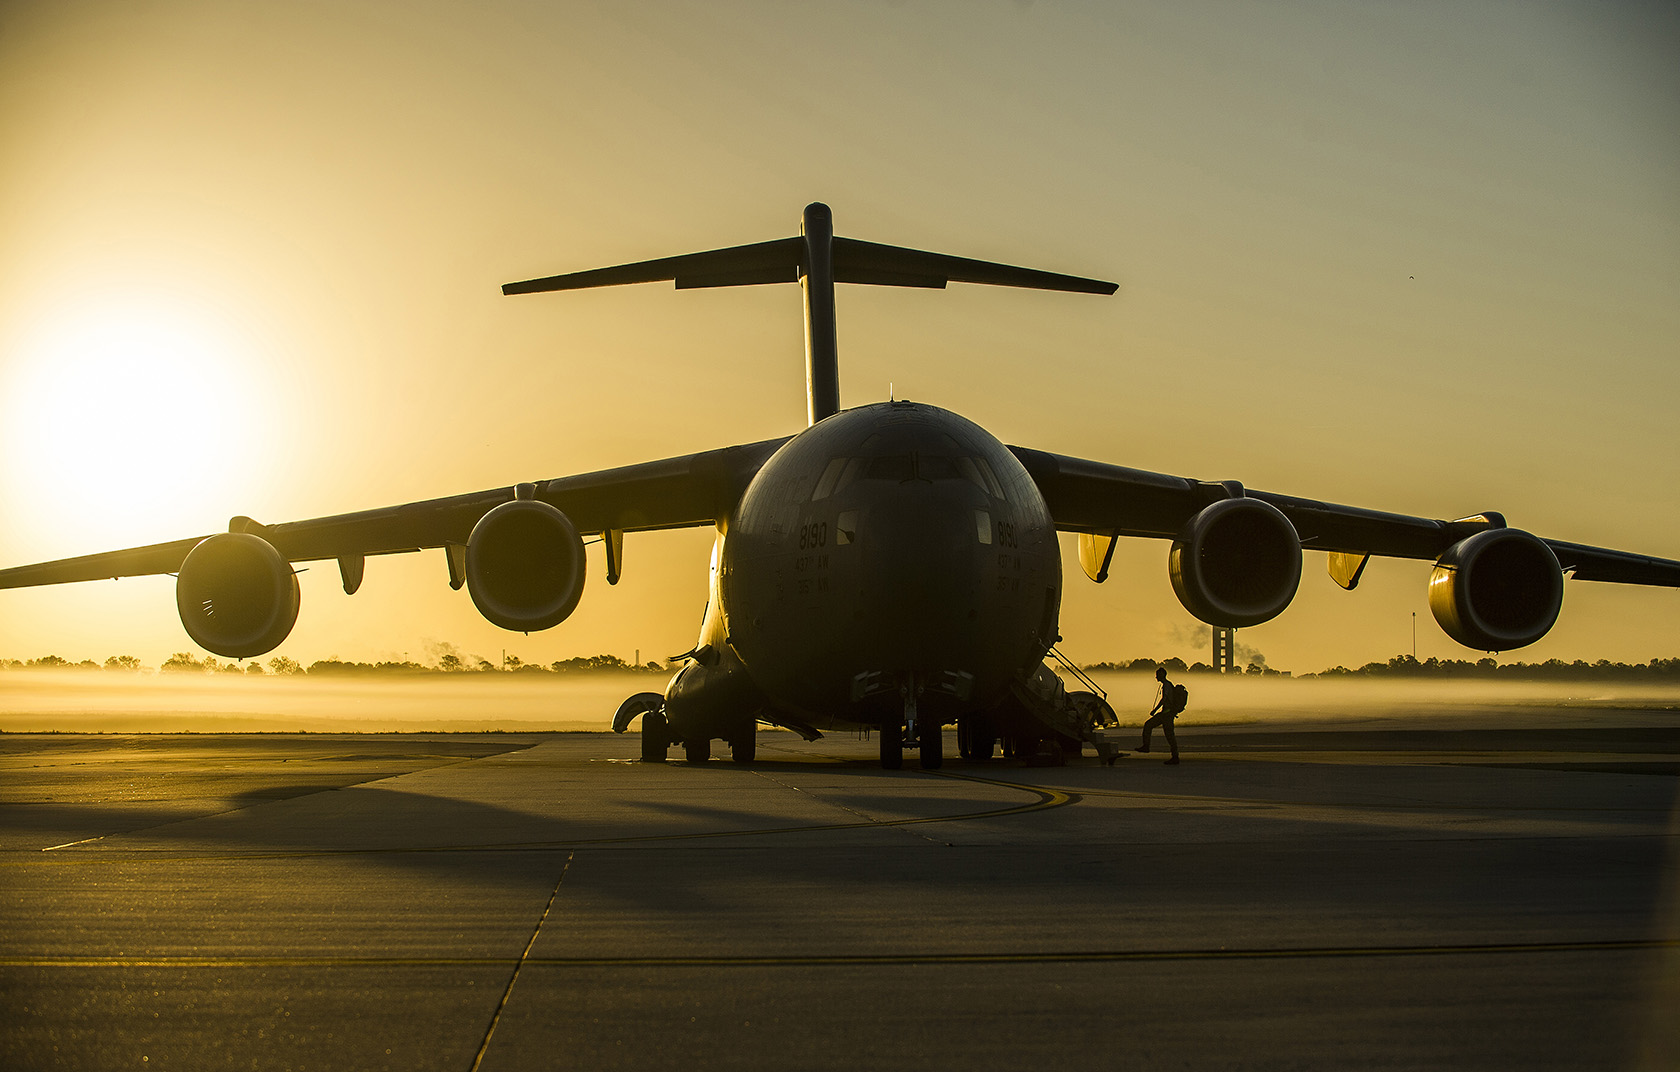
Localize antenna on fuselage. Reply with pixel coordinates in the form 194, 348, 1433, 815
501, 204, 1118, 427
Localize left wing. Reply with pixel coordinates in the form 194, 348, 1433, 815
0, 436, 789, 589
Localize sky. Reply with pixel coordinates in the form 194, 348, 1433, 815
0, 0, 1676, 675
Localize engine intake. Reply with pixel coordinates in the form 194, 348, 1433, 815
1169, 498, 1302, 627
1429, 528, 1562, 650
175, 533, 300, 659
466, 499, 586, 632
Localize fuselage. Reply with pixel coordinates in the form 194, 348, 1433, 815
672, 401, 1060, 735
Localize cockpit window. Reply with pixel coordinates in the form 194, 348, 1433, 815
967, 456, 1006, 499
835, 457, 866, 495
812, 457, 868, 500
919, 456, 961, 481
811, 457, 848, 501
818, 452, 1007, 494
863, 455, 916, 481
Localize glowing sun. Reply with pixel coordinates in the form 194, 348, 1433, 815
3, 295, 275, 547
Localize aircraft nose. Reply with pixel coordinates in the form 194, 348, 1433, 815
857, 489, 982, 651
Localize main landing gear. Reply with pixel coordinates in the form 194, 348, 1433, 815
620, 691, 758, 766
729, 730, 756, 764
681, 735, 755, 764
641, 711, 670, 763
684, 719, 758, 765
956, 715, 996, 761
879, 720, 903, 770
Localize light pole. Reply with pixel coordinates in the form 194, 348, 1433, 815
1411, 612, 1417, 660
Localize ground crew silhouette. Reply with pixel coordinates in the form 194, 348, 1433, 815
1139, 665, 1183, 764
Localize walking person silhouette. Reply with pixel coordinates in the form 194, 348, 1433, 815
1139, 666, 1184, 765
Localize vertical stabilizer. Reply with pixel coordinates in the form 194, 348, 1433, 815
800, 203, 840, 425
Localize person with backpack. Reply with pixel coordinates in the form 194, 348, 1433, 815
1138, 665, 1185, 764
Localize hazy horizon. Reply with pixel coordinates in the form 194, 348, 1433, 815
8, 645, 1680, 679
3, 667, 1676, 736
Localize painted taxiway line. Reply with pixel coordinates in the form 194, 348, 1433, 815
2, 938, 1673, 970
38, 835, 109, 851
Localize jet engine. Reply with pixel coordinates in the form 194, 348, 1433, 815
465, 498, 586, 632
175, 533, 301, 659
1169, 498, 1302, 627
1428, 528, 1563, 650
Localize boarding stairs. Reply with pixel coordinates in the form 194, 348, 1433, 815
1008, 650, 1127, 765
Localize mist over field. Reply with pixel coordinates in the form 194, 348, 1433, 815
1083, 672, 1680, 731
1, 667, 1676, 735
0, 670, 665, 734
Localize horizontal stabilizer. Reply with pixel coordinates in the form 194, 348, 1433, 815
833, 238, 1117, 294
503, 238, 802, 295
503, 235, 1116, 296
503, 203, 1117, 427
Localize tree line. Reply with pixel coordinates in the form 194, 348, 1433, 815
1303, 654, 1680, 680
1079, 655, 1680, 680
0, 652, 668, 677
8, 652, 1680, 681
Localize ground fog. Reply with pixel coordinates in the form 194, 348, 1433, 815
2, 668, 1677, 734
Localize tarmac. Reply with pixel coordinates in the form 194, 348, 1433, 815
2, 718, 1678, 1071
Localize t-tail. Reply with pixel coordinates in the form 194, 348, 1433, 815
502, 203, 1118, 426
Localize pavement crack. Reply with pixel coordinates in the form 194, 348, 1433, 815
469, 851, 572, 1072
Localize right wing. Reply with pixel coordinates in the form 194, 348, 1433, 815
1010, 445, 1680, 586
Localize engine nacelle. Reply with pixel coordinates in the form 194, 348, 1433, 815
1428, 528, 1563, 650
465, 499, 586, 632
1169, 498, 1302, 627
175, 533, 300, 659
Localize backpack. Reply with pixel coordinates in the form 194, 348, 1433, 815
1165, 682, 1189, 714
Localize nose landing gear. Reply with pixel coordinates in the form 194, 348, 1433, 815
879, 682, 943, 770
918, 724, 942, 769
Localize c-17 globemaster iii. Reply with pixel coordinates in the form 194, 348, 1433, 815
5, 203, 1678, 769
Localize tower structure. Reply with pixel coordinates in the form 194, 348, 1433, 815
1212, 627, 1235, 674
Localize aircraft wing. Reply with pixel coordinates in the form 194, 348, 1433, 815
1010, 446, 1680, 586
0, 436, 790, 590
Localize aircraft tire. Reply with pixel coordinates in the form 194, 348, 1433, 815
880, 722, 903, 770
730, 731, 756, 764
684, 738, 710, 764
641, 711, 669, 763
958, 717, 995, 761
920, 725, 943, 770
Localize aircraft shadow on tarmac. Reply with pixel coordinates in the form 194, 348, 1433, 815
9, 729, 1673, 921
20, 767, 1029, 859
11, 766, 1678, 957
